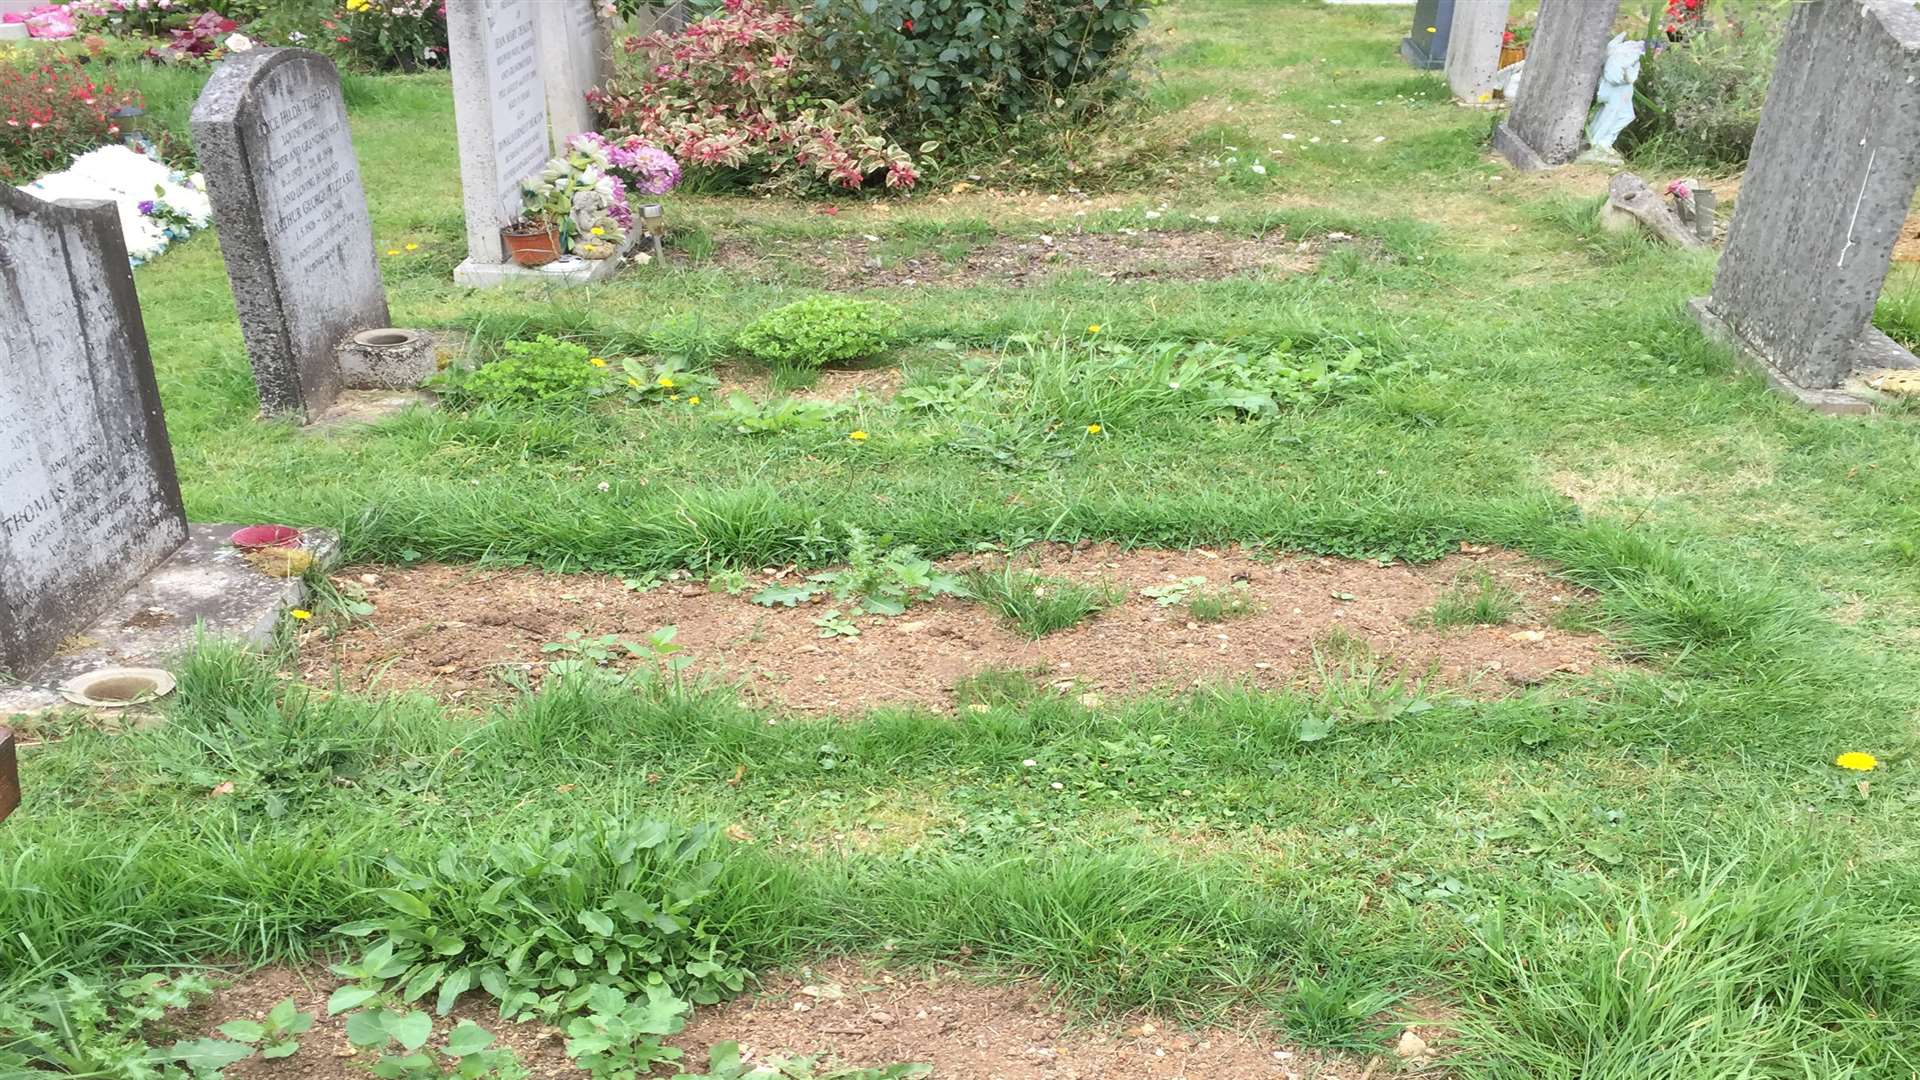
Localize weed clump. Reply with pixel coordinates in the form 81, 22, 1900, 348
441, 335, 604, 409
736, 296, 898, 370
962, 563, 1120, 637
1424, 571, 1519, 629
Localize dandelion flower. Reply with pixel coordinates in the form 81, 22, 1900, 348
385, 248, 400, 256
404, 242, 419, 251
1087, 324, 1102, 335
687, 395, 701, 405
589, 357, 608, 368
1835, 752, 1878, 772
1086, 423, 1103, 435
289, 609, 312, 621
849, 430, 869, 442
657, 375, 675, 388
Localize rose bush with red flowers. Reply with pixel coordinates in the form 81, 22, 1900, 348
0, 55, 141, 182
592, 0, 918, 194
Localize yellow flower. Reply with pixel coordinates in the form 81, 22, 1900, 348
345, 0, 367, 10
669, 394, 680, 400
590, 226, 606, 236
385, 248, 401, 256
687, 395, 701, 405
589, 357, 607, 368
657, 376, 676, 388
1835, 752, 1878, 772
1087, 324, 1102, 334
404, 242, 419, 251
849, 430, 869, 442
289, 609, 312, 621
1086, 423, 1103, 435
627, 377, 641, 388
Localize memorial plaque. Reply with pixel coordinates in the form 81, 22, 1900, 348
193, 48, 390, 422
0, 184, 188, 678
450, 0, 553, 266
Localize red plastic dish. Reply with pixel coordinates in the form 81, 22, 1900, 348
229, 524, 302, 551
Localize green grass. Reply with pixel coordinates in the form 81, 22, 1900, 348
1186, 582, 1258, 622
8, 1, 1920, 1076
960, 564, 1122, 637
1425, 571, 1520, 628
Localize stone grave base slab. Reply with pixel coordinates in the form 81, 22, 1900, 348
1401, 36, 1443, 69
1688, 297, 1920, 416
309, 389, 437, 431
0, 524, 339, 716
454, 229, 646, 288
1491, 121, 1550, 170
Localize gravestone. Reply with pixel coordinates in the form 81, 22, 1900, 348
535, 0, 606, 144
1690, 0, 1920, 413
1445, 0, 1510, 103
192, 48, 390, 423
0, 728, 16, 823
448, 0, 553, 280
1491, 0, 1620, 169
0, 183, 188, 679
1401, 0, 1454, 69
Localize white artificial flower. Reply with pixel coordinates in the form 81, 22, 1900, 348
225, 33, 254, 51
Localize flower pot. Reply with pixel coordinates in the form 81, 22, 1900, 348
1498, 43, 1527, 69
502, 225, 563, 267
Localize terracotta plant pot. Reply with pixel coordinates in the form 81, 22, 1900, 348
502, 225, 563, 267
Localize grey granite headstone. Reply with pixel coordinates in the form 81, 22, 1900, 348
1690, 0, 1920, 412
1401, 0, 1455, 69
0, 184, 187, 678
535, 0, 606, 144
192, 48, 390, 423
1445, 0, 1510, 103
449, 0, 552, 274
1491, 0, 1620, 169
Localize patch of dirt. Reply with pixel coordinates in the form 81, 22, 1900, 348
694, 230, 1322, 290
713, 362, 903, 403
192, 961, 1366, 1080
299, 546, 1609, 714
1895, 211, 1920, 263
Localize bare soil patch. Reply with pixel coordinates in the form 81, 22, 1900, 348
191, 961, 1366, 1080
713, 362, 903, 403
299, 546, 1608, 714
1895, 211, 1920, 263
694, 230, 1321, 290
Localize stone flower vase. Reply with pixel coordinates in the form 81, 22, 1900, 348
502, 222, 563, 267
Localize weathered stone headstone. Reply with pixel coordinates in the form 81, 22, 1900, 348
192, 48, 390, 423
0, 184, 188, 679
448, 0, 552, 279
1401, 0, 1454, 69
1690, 0, 1920, 413
0, 728, 17, 823
535, 0, 607, 144
1445, 0, 1510, 103
1491, 0, 1621, 169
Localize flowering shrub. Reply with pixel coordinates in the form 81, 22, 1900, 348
802, 0, 1161, 129
592, 0, 918, 194
736, 296, 898, 368
1623, 2, 1790, 167
0, 56, 140, 182
146, 9, 236, 62
332, 0, 447, 71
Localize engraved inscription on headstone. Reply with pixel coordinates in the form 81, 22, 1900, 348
450, 0, 553, 266
192, 48, 390, 422
0, 184, 187, 678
